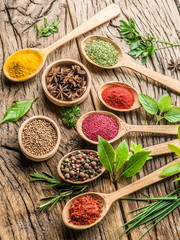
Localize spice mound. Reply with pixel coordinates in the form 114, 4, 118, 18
21, 119, 57, 156
5, 49, 43, 80
102, 86, 135, 109
69, 194, 103, 225
46, 64, 87, 101
82, 113, 119, 142
85, 38, 118, 67
60, 150, 103, 182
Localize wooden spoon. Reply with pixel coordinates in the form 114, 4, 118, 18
81, 35, 180, 93
62, 158, 180, 230
3, 5, 120, 82
76, 110, 179, 144
98, 81, 141, 112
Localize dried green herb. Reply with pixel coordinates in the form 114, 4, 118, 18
111, 18, 180, 65
138, 93, 180, 123
0, 98, 37, 124
36, 18, 60, 37
60, 105, 80, 128
85, 38, 118, 66
30, 170, 88, 211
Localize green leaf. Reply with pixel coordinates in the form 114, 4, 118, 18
168, 144, 180, 156
156, 115, 164, 122
158, 94, 171, 112
120, 151, 151, 178
138, 94, 158, 115
97, 136, 115, 173
159, 163, 180, 177
36, 18, 61, 37
0, 99, 36, 123
173, 177, 180, 182
178, 126, 180, 140
130, 141, 142, 153
164, 107, 180, 123
116, 140, 129, 171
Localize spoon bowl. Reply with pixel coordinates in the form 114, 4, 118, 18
98, 81, 141, 111
81, 35, 180, 93
62, 158, 180, 230
3, 48, 46, 82
57, 149, 105, 184
76, 110, 179, 144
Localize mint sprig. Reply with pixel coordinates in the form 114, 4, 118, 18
36, 18, 61, 37
138, 93, 180, 124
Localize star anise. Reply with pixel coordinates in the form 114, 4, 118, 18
167, 59, 180, 71
46, 65, 87, 101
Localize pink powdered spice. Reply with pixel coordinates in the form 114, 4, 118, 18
82, 113, 119, 141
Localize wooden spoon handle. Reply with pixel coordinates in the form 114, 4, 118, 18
129, 124, 178, 135
107, 158, 180, 203
148, 139, 180, 156
42, 4, 120, 55
123, 59, 180, 93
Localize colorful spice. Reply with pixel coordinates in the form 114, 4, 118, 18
69, 194, 103, 225
4, 49, 43, 80
82, 113, 119, 141
46, 65, 87, 101
102, 86, 135, 109
60, 150, 102, 182
22, 119, 57, 155
85, 38, 118, 66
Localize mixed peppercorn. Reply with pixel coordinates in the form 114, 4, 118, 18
60, 150, 103, 182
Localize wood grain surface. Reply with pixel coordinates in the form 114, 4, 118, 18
0, 0, 179, 240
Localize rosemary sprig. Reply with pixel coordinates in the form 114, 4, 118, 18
30, 170, 88, 212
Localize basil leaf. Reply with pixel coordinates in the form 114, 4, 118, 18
97, 136, 114, 173
138, 94, 158, 115
178, 126, 180, 140
159, 163, 180, 177
168, 144, 180, 156
0, 99, 36, 123
116, 140, 129, 171
120, 151, 150, 178
173, 177, 180, 182
130, 141, 142, 153
158, 94, 171, 112
164, 107, 180, 123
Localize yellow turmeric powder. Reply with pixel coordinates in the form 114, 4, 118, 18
4, 49, 43, 81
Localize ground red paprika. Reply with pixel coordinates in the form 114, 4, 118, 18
82, 113, 119, 141
102, 86, 135, 109
69, 194, 103, 225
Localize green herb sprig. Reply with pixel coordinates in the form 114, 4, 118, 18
111, 188, 180, 240
0, 98, 37, 124
114, 18, 180, 65
97, 136, 151, 181
30, 170, 88, 211
60, 105, 80, 128
36, 18, 60, 37
138, 93, 180, 124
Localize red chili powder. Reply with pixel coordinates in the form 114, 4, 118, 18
102, 86, 135, 109
82, 113, 119, 141
69, 195, 103, 225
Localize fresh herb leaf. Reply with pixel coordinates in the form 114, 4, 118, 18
60, 105, 80, 128
159, 163, 180, 177
97, 136, 114, 173
138, 94, 158, 115
120, 151, 151, 178
0, 98, 36, 124
116, 140, 129, 171
130, 141, 143, 153
158, 94, 171, 112
113, 18, 180, 65
168, 144, 180, 156
173, 178, 180, 182
178, 126, 180, 140
36, 18, 61, 37
164, 107, 180, 123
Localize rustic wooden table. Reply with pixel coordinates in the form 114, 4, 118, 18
0, 0, 180, 239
